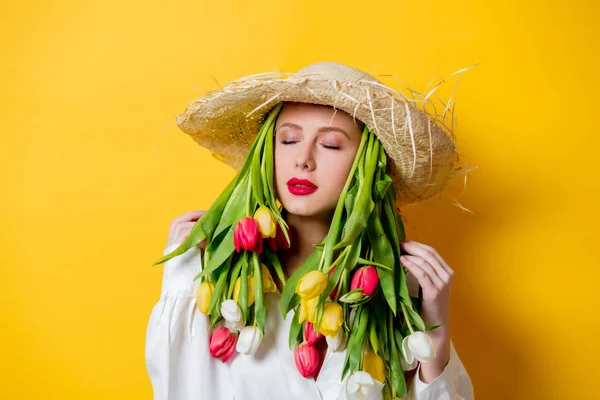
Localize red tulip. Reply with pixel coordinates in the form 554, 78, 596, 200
234, 217, 262, 254
209, 327, 238, 363
266, 222, 291, 252
294, 343, 320, 378
350, 266, 379, 296
304, 321, 324, 345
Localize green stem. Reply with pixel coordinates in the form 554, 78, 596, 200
400, 302, 414, 334
323, 246, 350, 274
246, 173, 252, 216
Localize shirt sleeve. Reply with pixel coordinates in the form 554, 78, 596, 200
144, 244, 234, 400
406, 340, 474, 400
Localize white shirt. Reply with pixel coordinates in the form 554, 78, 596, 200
145, 244, 475, 400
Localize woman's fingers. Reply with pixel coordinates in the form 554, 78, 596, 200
400, 240, 453, 283
401, 255, 444, 289
401, 257, 438, 294
167, 210, 207, 247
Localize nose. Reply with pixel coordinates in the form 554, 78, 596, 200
294, 142, 316, 171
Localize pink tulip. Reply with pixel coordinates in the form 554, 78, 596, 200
304, 321, 324, 345
209, 327, 238, 363
294, 343, 320, 378
234, 217, 262, 254
350, 266, 379, 296
266, 222, 291, 252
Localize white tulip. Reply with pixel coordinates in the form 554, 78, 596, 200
326, 326, 347, 352
236, 326, 263, 355
402, 331, 436, 364
337, 371, 384, 400
221, 300, 245, 332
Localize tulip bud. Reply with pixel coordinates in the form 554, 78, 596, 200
221, 300, 245, 331
339, 290, 365, 304
303, 321, 323, 345
253, 206, 276, 238
296, 270, 327, 300
195, 281, 215, 315
234, 217, 263, 254
344, 371, 384, 400
318, 302, 344, 338
325, 326, 347, 352
298, 296, 318, 324
261, 264, 277, 293
233, 275, 256, 306
402, 331, 436, 364
294, 343, 320, 378
209, 326, 238, 363
267, 222, 291, 252
362, 352, 386, 383
236, 325, 263, 355
350, 266, 379, 297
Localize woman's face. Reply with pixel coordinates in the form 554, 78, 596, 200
273, 102, 363, 219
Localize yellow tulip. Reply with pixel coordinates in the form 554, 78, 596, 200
298, 296, 319, 324
318, 302, 344, 338
233, 275, 256, 306
261, 264, 277, 293
196, 281, 215, 314
253, 206, 276, 238
362, 352, 386, 383
296, 270, 327, 300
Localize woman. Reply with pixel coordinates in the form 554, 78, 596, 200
146, 63, 474, 399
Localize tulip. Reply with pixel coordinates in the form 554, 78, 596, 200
261, 264, 277, 293
350, 266, 379, 297
318, 302, 344, 338
402, 331, 436, 364
234, 217, 262, 254
362, 352, 385, 383
233, 275, 256, 306
343, 371, 384, 400
294, 343, 320, 378
236, 325, 263, 355
195, 281, 215, 315
209, 326, 238, 362
304, 321, 323, 345
296, 270, 328, 300
266, 222, 291, 252
298, 296, 318, 324
221, 299, 245, 331
325, 326, 347, 352
253, 206, 276, 238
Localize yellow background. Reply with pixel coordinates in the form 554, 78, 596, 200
2, 0, 598, 399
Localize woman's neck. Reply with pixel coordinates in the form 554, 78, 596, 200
278, 209, 333, 278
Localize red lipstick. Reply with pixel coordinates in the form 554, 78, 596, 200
287, 177, 318, 195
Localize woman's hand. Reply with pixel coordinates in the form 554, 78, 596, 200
400, 240, 454, 383
166, 210, 207, 250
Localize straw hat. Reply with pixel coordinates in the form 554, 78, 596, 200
175, 61, 463, 206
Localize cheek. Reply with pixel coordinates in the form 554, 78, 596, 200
320, 153, 355, 191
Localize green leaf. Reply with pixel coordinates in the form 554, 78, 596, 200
253, 252, 266, 335
288, 309, 303, 350
212, 172, 250, 239
264, 248, 286, 286
239, 253, 249, 322
374, 179, 392, 199
343, 306, 369, 378
208, 255, 233, 315
368, 316, 379, 353
389, 315, 408, 399
227, 255, 243, 299
194, 225, 236, 281
366, 206, 397, 315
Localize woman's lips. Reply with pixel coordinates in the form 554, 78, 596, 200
287, 178, 318, 196
288, 184, 318, 195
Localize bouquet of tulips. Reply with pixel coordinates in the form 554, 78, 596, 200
153, 103, 440, 400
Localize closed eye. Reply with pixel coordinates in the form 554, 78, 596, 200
280, 140, 340, 150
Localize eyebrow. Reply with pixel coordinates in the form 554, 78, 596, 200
278, 122, 350, 139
